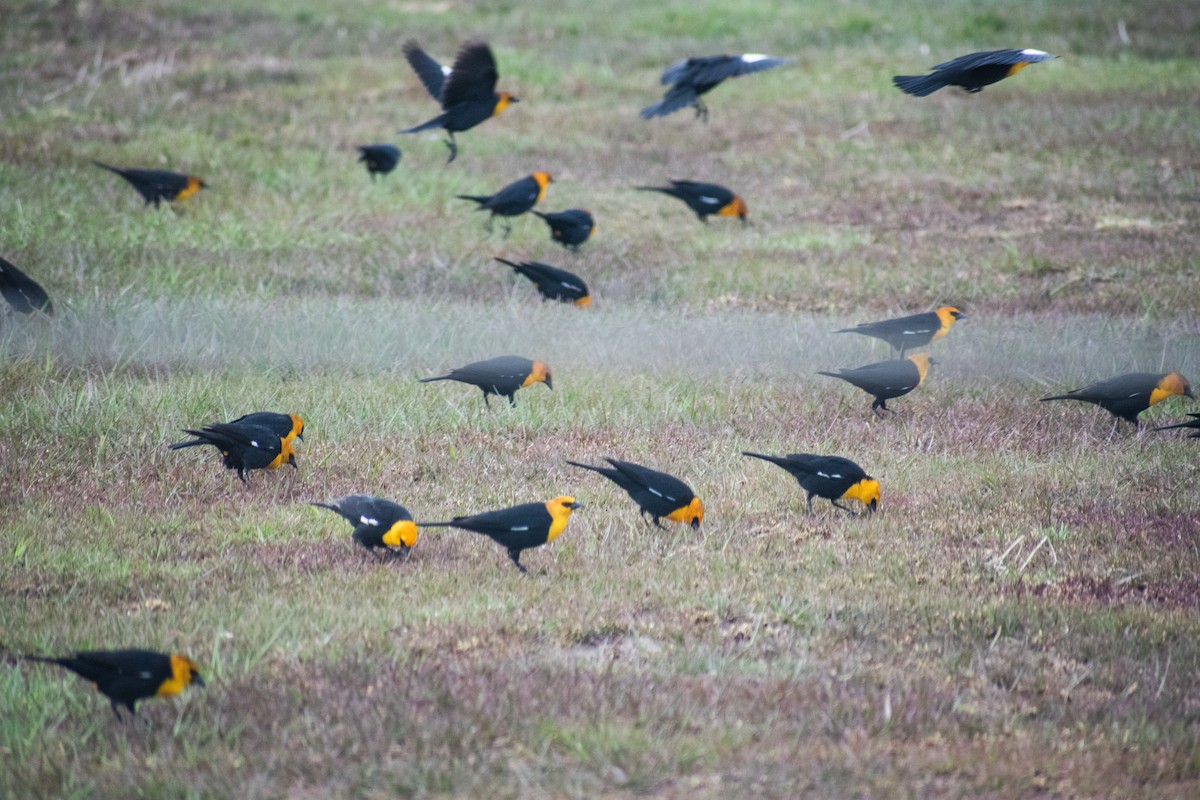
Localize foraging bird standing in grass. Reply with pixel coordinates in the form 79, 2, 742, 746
533, 208, 595, 251
401, 39, 518, 163
567, 458, 704, 530
169, 421, 297, 483
457, 172, 553, 237
18, 648, 204, 718
419, 496, 583, 573
641, 53, 789, 120
0, 255, 53, 315
495, 257, 590, 307
226, 412, 305, 446
1039, 371, 1193, 427
834, 307, 964, 357
893, 49, 1055, 97
743, 451, 879, 515
357, 144, 401, 178
312, 495, 419, 556
819, 353, 935, 414
419, 355, 552, 407
93, 161, 206, 207
1155, 413, 1200, 438
637, 180, 747, 224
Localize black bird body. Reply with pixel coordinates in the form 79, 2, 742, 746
419, 355, 553, 407
495, 258, 590, 307
93, 161, 205, 206
169, 421, 296, 482
313, 495, 418, 554
419, 496, 581, 572
401, 39, 518, 163
357, 144, 401, 178
637, 180, 747, 223
1040, 371, 1193, 426
834, 307, 963, 356
743, 452, 879, 514
1156, 413, 1200, 438
0, 255, 53, 315
642, 53, 788, 120
534, 208, 595, 250
893, 48, 1054, 97
819, 354, 933, 413
22, 648, 204, 717
567, 458, 704, 529
457, 172, 552, 235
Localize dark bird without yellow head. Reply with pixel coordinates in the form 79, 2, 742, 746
637, 180, 747, 224
495, 257, 590, 307
357, 144, 401, 178
93, 161, 205, 207
1040, 371, 1193, 427
533, 208, 595, 251
641, 53, 789, 121
568, 458, 704, 530
457, 172, 552, 237
743, 451, 879, 515
19, 648, 204, 718
419, 496, 582, 573
419, 355, 552, 407
0, 255, 53, 315
169, 420, 298, 483
819, 353, 934, 414
1155, 413, 1200, 438
894, 48, 1055, 97
834, 307, 963, 356
401, 39, 518, 163
313, 495, 419, 556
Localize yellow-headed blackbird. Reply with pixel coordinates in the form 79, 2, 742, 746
743, 451, 879, 515
567, 458, 704, 530
93, 161, 205, 207
169, 421, 297, 482
457, 172, 552, 237
819, 353, 935, 414
313, 495, 419, 556
419, 355, 552, 407
495, 257, 590, 307
637, 180, 747, 224
533, 208, 595, 251
419, 496, 582, 573
226, 411, 305, 445
358, 144, 401, 178
20, 648, 203, 718
834, 307, 963, 356
1040, 371, 1193, 427
641, 53, 789, 121
0, 255, 53, 315
893, 49, 1055, 97
1156, 413, 1200, 438
401, 39, 518, 163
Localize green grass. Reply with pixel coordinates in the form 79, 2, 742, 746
3, 0, 1200, 797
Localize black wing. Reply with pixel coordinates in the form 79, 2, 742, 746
442, 40, 499, 108
403, 41, 448, 101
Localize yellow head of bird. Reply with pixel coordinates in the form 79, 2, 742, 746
494, 91, 519, 116
1152, 372, 1194, 405
842, 478, 880, 513
933, 306, 964, 340
908, 353, 935, 383
666, 496, 705, 530
288, 414, 305, 442
526, 359, 553, 390
382, 520, 419, 549
160, 653, 205, 697
719, 195, 749, 224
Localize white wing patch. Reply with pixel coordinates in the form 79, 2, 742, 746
699, 195, 720, 205
511, 525, 530, 532
1021, 48, 1049, 57
360, 516, 379, 527
742, 54, 770, 63
138, 671, 153, 679
648, 487, 663, 497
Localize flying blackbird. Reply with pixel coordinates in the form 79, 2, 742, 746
419, 355, 552, 407
0, 255, 53, 315
419, 496, 583, 573
457, 172, 552, 237
169, 421, 297, 482
834, 307, 964, 356
819, 354, 934, 414
357, 144, 401, 178
641, 53, 789, 120
567, 458, 704, 529
743, 452, 879, 515
401, 39, 518, 163
637, 180, 746, 224
533, 208, 595, 250
93, 161, 205, 207
19, 648, 204, 718
495, 257, 590, 307
1040, 371, 1193, 427
312, 495, 419, 556
893, 49, 1055, 97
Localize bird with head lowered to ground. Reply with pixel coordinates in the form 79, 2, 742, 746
16, 648, 204, 718
637, 180, 747, 224
1040, 371, 1193, 427
743, 451, 879, 516
819, 353, 935, 415
893, 48, 1055, 97
458, 172, 553, 237
834, 307, 963, 357
533, 208, 595, 251
567, 457, 704, 530
93, 161, 206, 207
495, 257, 590, 307
169, 420, 298, 483
641, 53, 789, 121
419, 496, 583, 573
419, 355, 552, 407
312, 495, 419, 557
357, 144, 401, 178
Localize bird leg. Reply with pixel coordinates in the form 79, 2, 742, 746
830, 500, 855, 514
443, 133, 458, 164
501, 220, 512, 239
693, 98, 709, 122
507, 549, 527, 573
805, 495, 816, 516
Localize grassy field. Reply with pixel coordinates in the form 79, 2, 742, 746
2, 0, 1200, 797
